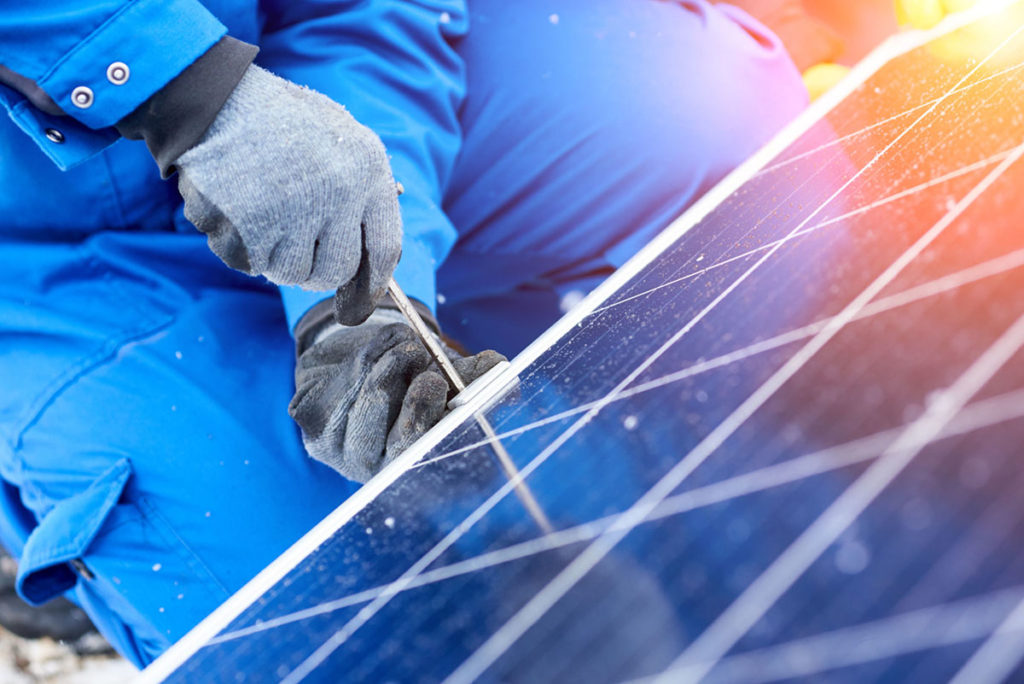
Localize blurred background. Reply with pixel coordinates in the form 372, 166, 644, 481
0, 549, 132, 682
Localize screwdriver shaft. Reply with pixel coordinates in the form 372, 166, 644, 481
386, 279, 555, 534
387, 279, 466, 392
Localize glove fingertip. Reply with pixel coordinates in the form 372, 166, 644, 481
334, 240, 392, 326
361, 184, 403, 298
386, 372, 449, 460
334, 280, 379, 326
405, 371, 449, 423
452, 349, 508, 384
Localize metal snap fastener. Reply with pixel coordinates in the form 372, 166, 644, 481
70, 559, 95, 580
107, 62, 130, 85
71, 86, 94, 109
44, 128, 65, 144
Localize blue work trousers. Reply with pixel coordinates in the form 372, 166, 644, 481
0, 0, 805, 667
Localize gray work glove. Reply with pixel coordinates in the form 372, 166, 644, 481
289, 302, 506, 482
174, 64, 403, 323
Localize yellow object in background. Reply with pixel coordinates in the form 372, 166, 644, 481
802, 62, 852, 101
894, 0, 976, 30
924, 1, 1024, 67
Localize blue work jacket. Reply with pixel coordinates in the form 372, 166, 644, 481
0, 0, 466, 325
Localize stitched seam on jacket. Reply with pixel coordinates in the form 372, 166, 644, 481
25, 497, 230, 606
136, 496, 232, 599
9, 274, 174, 452
35, 1, 140, 86
99, 152, 131, 229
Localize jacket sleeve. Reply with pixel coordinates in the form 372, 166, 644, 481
0, 0, 227, 170
262, 0, 469, 328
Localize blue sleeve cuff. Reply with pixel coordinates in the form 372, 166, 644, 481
39, 0, 227, 130
0, 84, 119, 170
279, 286, 333, 335
0, 0, 226, 169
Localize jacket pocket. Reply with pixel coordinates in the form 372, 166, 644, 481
15, 457, 232, 665
16, 459, 131, 605
16, 457, 229, 618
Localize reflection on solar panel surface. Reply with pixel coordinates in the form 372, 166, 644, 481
146, 4, 1024, 683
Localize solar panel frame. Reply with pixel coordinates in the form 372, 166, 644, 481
137, 3, 1024, 680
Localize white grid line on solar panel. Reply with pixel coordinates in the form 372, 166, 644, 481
631, 586, 1024, 684
205, 388, 1024, 646
629, 142, 1018, 321
951, 590, 1024, 683
664, 314, 1024, 682
284, 86, 987, 684
485, 34, 1022, 457
665, 240, 1024, 681
755, 60, 1024, 179
413, 243, 1024, 472
495, 0, 1014, 406
465, 68, 1019, 448
592, 147, 1019, 317
442, 40, 1024, 682
137, 10, 1015, 681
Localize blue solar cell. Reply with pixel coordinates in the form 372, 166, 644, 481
143, 5, 1024, 682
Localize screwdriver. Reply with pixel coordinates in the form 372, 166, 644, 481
386, 278, 555, 534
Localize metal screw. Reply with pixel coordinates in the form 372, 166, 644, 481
44, 128, 65, 144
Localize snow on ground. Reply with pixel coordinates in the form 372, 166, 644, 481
0, 628, 134, 684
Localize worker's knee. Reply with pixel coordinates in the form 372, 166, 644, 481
0, 231, 358, 667
447, 0, 807, 264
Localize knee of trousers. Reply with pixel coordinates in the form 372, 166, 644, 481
0, 231, 359, 667
445, 0, 809, 271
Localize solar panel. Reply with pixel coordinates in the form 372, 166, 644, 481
140, 3, 1024, 682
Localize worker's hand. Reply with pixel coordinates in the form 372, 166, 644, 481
288, 303, 506, 483
895, 0, 975, 30
175, 64, 403, 324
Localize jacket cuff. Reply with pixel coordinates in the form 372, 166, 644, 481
117, 36, 258, 177
37, 0, 226, 130
0, 86, 119, 170
0, 65, 62, 116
